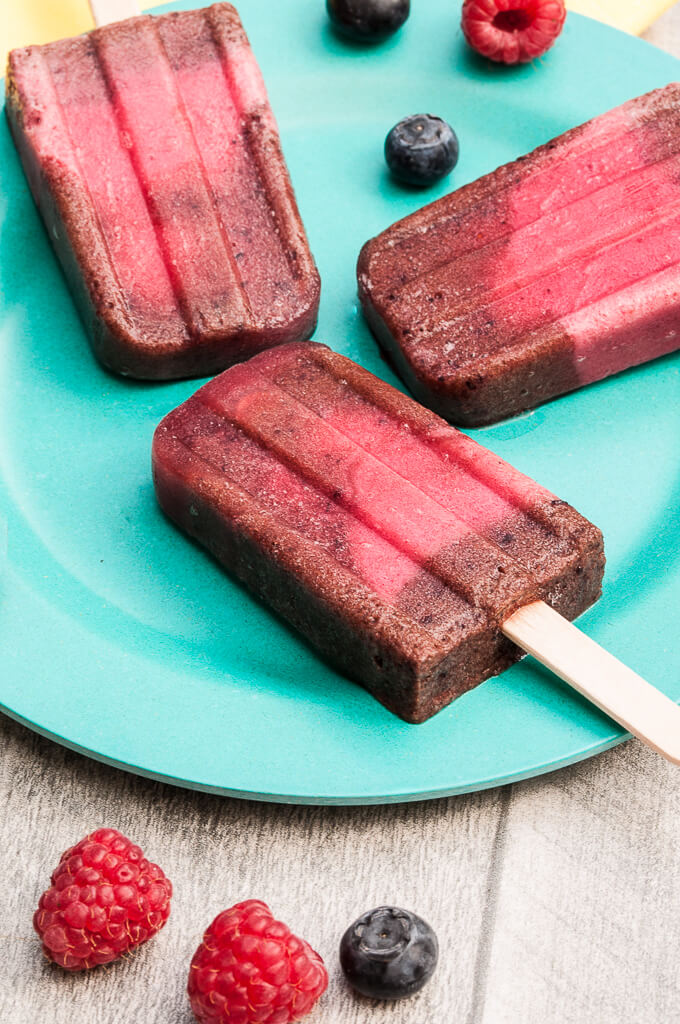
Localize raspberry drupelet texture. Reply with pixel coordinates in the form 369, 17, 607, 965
188, 900, 328, 1024
461, 0, 566, 64
33, 828, 172, 971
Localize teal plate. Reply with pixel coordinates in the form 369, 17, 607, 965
1, 0, 679, 804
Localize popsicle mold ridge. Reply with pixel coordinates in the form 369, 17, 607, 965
358, 84, 680, 426
152, 342, 605, 723
5, 3, 320, 379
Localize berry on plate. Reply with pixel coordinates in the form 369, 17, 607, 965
385, 114, 459, 187
327, 0, 410, 42
188, 899, 328, 1024
461, 0, 567, 64
33, 827, 172, 971
339, 905, 438, 1000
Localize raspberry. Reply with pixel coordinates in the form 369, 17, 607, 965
188, 900, 328, 1024
461, 0, 566, 64
33, 827, 172, 971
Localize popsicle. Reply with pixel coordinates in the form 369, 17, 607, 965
5, 2, 320, 379
152, 341, 605, 723
357, 85, 680, 426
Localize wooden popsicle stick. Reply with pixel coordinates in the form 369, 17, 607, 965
502, 600, 680, 765
89, 0, 141, 28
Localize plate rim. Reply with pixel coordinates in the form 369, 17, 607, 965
1, 0, 678, 804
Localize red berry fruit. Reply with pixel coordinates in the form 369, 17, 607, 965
33, 827, 172, 971
461, 0, 566, 64
188, 900, 328, 1024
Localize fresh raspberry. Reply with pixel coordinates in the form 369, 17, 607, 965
461, 0, 566, 64
188, 900, 328, 1024
33, 827, 172, 971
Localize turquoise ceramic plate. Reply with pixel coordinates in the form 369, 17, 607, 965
1, 0, 679, 804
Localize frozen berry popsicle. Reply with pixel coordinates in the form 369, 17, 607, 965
5, 3, 319, 379
358, 85, 680, 426
152, 342, 604, 723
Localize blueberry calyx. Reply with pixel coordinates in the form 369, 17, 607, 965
327, 0, 410, 43
339, 905, 438, 1000
385, 114, 459, 187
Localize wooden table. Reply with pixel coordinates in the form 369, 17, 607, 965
3, 9, 680, 1022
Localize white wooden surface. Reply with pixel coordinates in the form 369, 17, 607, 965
2, 9, 680, 1024
89, 0, 141, 27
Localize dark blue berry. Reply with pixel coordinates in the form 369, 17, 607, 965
385, 114, 459, 187
327, 0, 410, 42
339, 906, 438, 1000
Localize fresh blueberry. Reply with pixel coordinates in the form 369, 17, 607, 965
339, 905, 438, 1000
385, 114, 459, 187
327, 0, 410, 42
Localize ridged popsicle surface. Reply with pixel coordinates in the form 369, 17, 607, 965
358, 85, 680, 425
6, 3, 319, 378
152, 343, 604, 722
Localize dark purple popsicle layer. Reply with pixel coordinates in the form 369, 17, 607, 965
152, 343, 604, 722
5, 3, 319, 379
358, 85, 680, 425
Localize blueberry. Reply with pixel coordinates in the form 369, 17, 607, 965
339, 905, 438, 1000
327, 0, 410, 42
385, 114, 459, 187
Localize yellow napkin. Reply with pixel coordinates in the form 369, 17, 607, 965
0, 1, 676, 59
568, 0, 676, 35
2, 2, 93, 55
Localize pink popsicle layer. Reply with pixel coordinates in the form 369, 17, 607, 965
152, 343, 604, 722
5, 3, 319, 379
358, 85, 680, 425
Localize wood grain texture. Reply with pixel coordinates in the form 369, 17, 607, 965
0, 714, 503, 1023
478, 743, 680, 1024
